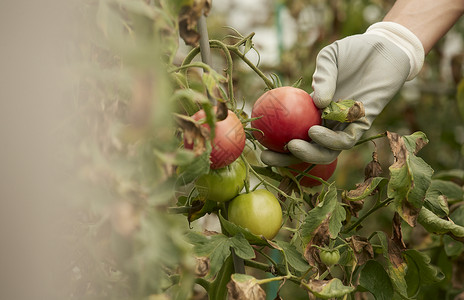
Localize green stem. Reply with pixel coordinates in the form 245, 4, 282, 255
355, 132, 387, 146
342, 198, 392, 234
244, 259, 273, 273
167, 206, 191, 214
227, 46, 275, 89
210, 255, 234, 300
256, 275, 291, 285
209, 40, 235, 108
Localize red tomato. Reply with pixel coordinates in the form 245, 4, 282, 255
289, 159, 337, 187
251, 87, 321, 153
184, 109, 246, 169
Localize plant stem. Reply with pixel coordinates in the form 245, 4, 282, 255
256, 275, 291, 285
355, 132, 387, 146
342, 198, 392, 234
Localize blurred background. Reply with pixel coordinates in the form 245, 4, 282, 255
1, 0, 462, 299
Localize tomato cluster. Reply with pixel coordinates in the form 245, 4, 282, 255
182, 86, 337, 240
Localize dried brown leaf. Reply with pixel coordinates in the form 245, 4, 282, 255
195, 257, 210, 277
304, 218, 330, 266
387, 131, 407, 168
347, 235, 374, 265
175, 113, 209, 156
227, 275, 266, 300
346, 101, 365, 122
178, 0, 211, 46
216, 101, 228, 121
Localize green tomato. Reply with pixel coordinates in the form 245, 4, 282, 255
195, 158, 246, 202
227, 189, 282, 240
319, 249, 340, 266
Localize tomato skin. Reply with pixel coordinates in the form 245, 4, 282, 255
195, 158, 247, 202
319, 249, 340, 266
227, 189, 282, 240
251, 87, 321, 153
289, 159, 337, 187
184, 109, 246, 169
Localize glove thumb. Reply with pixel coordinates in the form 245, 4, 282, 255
311, 43, 338, 109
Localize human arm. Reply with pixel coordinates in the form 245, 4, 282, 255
261, 0, 464, 166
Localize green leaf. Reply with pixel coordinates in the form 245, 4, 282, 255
202, 70, 226, 99
457, 78, 464, 121
243, 38, 253, 55
403, 249, 444, 297
417, 207, 464, 238
330, 202, 346, 238
426, 180, 463, 207
292, 77, 303, 88
375, 231, 409, 299
359, 260, 394, 300
186, 231, 232, 279
443, 235, 464, 257
303, 278, 355, 299
229, 233, 256, 260
276, 241, 311, 272
433, 169, 464, 182
321, 99, 365, 123
342, 177, 388, 201
176, 150, 211, 186
300, 184, 340, 243
387, 132, 434, 227
423, 179, 464, 216
218, 212, 269, 246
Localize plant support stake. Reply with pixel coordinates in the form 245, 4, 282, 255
197, 13, 216, 105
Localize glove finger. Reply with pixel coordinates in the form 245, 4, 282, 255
308, 122, 370, 150
287, 139, 340, 164
260, 150, 302, 167
311, 44, 339, 109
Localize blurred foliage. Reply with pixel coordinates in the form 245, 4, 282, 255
65, 0, 464, 299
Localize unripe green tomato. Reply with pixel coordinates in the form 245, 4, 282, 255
319, 249, 340, 266
227, 189, 282, 240
195, 158, 246, 202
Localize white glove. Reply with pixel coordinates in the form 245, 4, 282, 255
261, 21, 425, 166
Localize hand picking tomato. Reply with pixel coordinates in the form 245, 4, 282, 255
319, 248, 340, 266
195, 158, 247, 202
289, 159, 337, 187
251, 87, 321, 153
184, 108, 246, 169
227, 189, 282, 240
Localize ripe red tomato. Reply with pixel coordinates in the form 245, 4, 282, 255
195, 158, 246, 202
289, 159, 337, 187
185, 108, 246, 169
251, 87, 321, 153
227, 189, 282, 240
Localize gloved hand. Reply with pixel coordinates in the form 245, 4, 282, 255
261, 22, 425, 166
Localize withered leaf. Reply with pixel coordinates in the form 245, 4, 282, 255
392, 212, 406, 249
304, 218, 330, 267
175, 113, 209, 156
194, 257, 210, 277
216, 101, 228, 121
365, 150, 382, 180
387, 131, 407, 168
178, 0, 212, 47
346, 235, 374, 265
277, 176, 298, 202
227, 274, 266, 300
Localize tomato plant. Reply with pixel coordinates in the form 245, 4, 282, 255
251, 86, 321, 153
76, 1, 464, 300
184, 108, 246, 169
227, 189, 282, 240
195, 158, 246, 202
319, 248, 340, 266
289, 159, 337, 187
